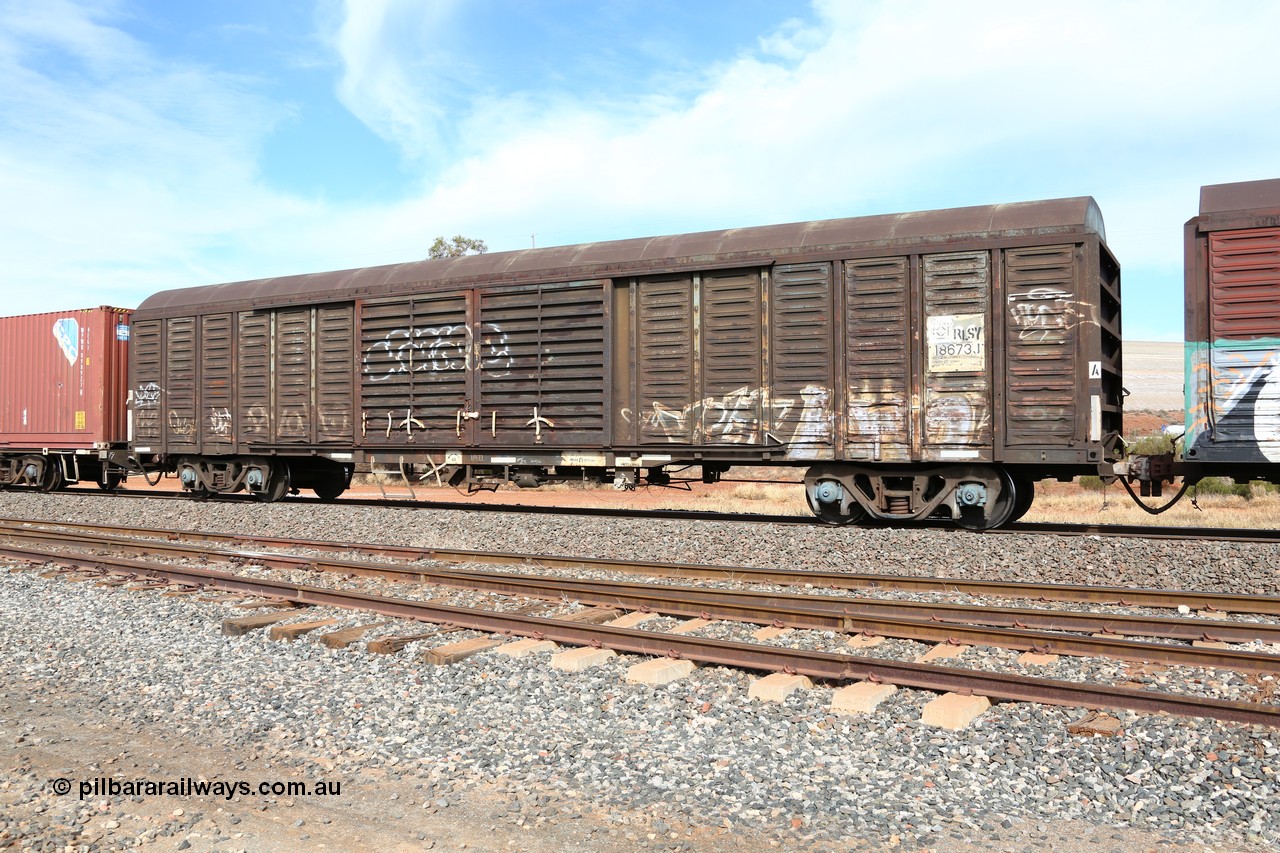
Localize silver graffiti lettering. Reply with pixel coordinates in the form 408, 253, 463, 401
363, 323, 513, 382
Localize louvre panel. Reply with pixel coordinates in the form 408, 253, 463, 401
1207, 345, 1280, 445
922, 251, 991, 447
237, 312, 271, 446
1202, 228, 1280, 455
637, 275, 695, 443
700, 270, 763, 444
479, 281, 607, 445
844, 257, 910, 460
131, 319, 163, 445
199, 313, 234, 450
164, 317, 197, 452
316, 305, 355, 443
408, 293, 470, 441
1208, 228, 1280, 339
1004, 245, 1077, 443
769, 263, 834, 455
274, 308, 312, 442
360, 299, 414, 442
359, 294, 469, 446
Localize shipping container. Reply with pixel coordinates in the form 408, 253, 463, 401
1183, 178, 1280, 469
0, 306, 131, 447
0, 306, 131, 489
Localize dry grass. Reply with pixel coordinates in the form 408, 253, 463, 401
640, 481, 810, 515
1024, 481, 1280, 529
355, 468, 1280, 529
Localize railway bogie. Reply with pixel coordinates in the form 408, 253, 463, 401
803, 462, 1026, 529
170, 455, 352, 502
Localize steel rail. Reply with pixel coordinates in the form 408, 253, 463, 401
2, 542, 1277, 728
1001, 520, 1280, 545
28, 489, 1280, 544
7, 517, 1280, 637
49, 485, 1280, 543
4, 516, 1279, 616
6, 523, 1280, 674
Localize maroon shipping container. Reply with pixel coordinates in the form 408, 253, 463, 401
0, 306, 132, 449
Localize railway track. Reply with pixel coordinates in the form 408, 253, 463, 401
4, 517, 1279, 727
4, 516, 1279, 614
19, 485, 1280, 544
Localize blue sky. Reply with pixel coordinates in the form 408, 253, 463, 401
2, 1, 1278, 340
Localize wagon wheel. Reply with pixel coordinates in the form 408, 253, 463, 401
953, 468, 1018, 531
254, 462, 290, 503
805, 485, 866, 526
312, 477, 346, 502
38, 462, 64, 493
1008, 477, 1035, 523
98, 470, 125, 492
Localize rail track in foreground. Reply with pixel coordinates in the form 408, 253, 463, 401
23, 484, 1280, 545
3, 518, 1280, 727
4, 516, 1280, 614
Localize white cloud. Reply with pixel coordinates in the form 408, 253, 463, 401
1, 0, 1277, 342
321, 0, 1280, 344
0, 0, 321, 311
331, 0, 462, 165
329, 0, 1280, 247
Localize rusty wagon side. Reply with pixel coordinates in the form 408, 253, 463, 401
129, 196, 1123, 528
1182, 178, 1280, 474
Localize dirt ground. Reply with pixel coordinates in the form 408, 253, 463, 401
1, 671, 779, 853
2, 652, 1230, 853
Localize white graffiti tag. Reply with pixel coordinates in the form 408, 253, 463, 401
644, 384, 833, 456
364, 323, 513, 381
208, 407, 233, 437
134, 382, 162, 408
1008, 288, 1076, 343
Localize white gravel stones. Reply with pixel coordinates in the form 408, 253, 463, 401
1, 491, 1280, 850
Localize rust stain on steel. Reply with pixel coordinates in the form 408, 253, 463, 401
3, 543, 1277, 728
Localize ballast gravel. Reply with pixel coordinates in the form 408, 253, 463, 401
1, 492, 1279, 851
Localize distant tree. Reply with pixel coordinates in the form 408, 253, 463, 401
429, 235, 488, 259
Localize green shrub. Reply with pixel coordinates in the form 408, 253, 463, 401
1193, 477, 1254, 499
1125, 433, 1176, 456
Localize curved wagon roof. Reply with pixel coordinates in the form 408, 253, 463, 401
135, 196, 1105, 318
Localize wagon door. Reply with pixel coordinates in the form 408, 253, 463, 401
632, 269, 772, 449
1198, 227, 1280, 461
1003, 245, 1079, 447
919, 251, 993, 459
359, 292, 471, 448
769, 263, 835, 459
635, 273, 696, 444
843, 257, 911, 461
476, 280, 608, 448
